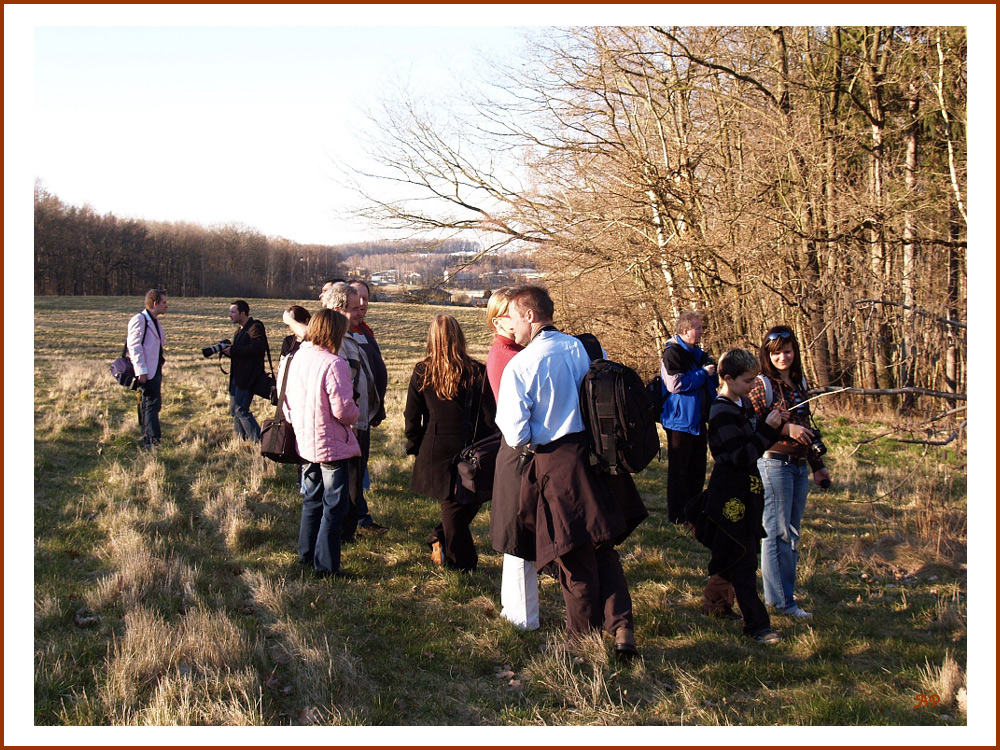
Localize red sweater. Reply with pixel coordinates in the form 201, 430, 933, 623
486, 334, 523, 403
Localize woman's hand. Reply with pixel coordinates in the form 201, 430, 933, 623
786, 423, 814, 445
282, 309, 295, 327
813, 467, 831, 489
765, 407, 788, 429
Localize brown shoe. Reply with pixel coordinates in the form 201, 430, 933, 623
430, 541, 444, 566
613, 627, 638, 662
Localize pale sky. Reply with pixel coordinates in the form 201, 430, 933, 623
31, 22, 529, 245
7, 4, 996, 745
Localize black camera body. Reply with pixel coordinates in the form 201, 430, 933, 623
808, 427, 827, 461
202, 339, 231, 358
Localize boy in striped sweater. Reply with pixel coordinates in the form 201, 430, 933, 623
695, 348, 787, 644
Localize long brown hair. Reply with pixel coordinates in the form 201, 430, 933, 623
759, 325, 804, 384
420, 315, 474, 400
306, 308, 348, 353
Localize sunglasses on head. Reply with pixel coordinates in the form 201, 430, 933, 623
767, 331, 792, 341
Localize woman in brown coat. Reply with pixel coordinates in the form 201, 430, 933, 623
404, 315, 496, 571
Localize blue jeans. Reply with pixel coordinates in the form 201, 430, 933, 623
229, 382, 261, 441
758, 457, 810, 610
299, 461, 350, 575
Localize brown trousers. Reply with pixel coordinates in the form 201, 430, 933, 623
553, 543, 633, 638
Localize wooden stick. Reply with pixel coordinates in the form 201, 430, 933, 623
789, 387, 851, 410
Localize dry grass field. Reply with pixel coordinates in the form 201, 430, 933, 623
29, 295, 971, 731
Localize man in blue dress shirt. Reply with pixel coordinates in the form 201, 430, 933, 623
495, 286, 645, 660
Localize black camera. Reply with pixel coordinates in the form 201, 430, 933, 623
202, 339, 231, 358
808, 427, 827, 461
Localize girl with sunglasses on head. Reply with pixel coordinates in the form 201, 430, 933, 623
747, 325, 832, 619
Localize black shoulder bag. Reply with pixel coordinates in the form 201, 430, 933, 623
110, 312, 148, 388
453, 369, 501, 506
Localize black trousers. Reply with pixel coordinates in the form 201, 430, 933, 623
553, 543, 633, 638
717, 548, 770, 635
427, 496, 482, 572
138, 369, 162, 445
342, 429, 370, 541
666, 428, 708, 523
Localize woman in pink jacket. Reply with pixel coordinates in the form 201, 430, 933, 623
282, 308, 361, 578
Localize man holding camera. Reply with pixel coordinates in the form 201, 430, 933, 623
223, 300, 268, 442
127, 288, 168, 449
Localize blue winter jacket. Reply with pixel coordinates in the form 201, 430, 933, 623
659, 335, 719, 435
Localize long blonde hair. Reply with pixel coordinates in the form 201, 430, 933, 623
420, 315, 474, 400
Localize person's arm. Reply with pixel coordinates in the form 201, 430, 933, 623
126, 313, 149, 381
495, 364, 532, 448
662, 346, 710, 394
229, 320, 266, 358
327, 358, 360, 427
283, 310, 308, 340
708, 402, 783, 466
403, 365, 429, 455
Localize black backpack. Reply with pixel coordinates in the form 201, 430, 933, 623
576, 334, 661, 475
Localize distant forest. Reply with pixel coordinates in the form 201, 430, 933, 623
33, 184, 536, 298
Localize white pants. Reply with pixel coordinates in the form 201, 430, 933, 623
500, 554, 539, 630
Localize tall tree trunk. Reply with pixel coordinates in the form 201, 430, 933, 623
901, 83, 919, 408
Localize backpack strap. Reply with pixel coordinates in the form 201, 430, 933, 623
575, 332, 604, 362
122, 311, 150, 358
756, 373, 773, 407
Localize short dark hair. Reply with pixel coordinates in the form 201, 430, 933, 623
144, 288, 166, 309
349, 279, 371, 294
718, 348, 760, 380
509, 285, 554, 321
285, 305, 311, 325
232, 300, 250, 316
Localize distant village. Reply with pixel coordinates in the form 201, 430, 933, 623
343, 242, 543, 306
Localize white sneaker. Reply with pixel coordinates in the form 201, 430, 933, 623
783, 605, 812, 619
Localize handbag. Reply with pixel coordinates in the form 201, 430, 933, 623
260, 354, 300, 464
253, 343, 277, 402
454, 430, 501, 505
452, 370, 499, 505
110, 312, 149, 387
110, 355, 136, 387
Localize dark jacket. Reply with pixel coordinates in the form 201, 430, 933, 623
659, 336, 718, 435
695, 395, 779, 576
404, 360, 496, 502
229, 317, 268, 390
353, 322, 388, 425
518, 432, 648, 568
